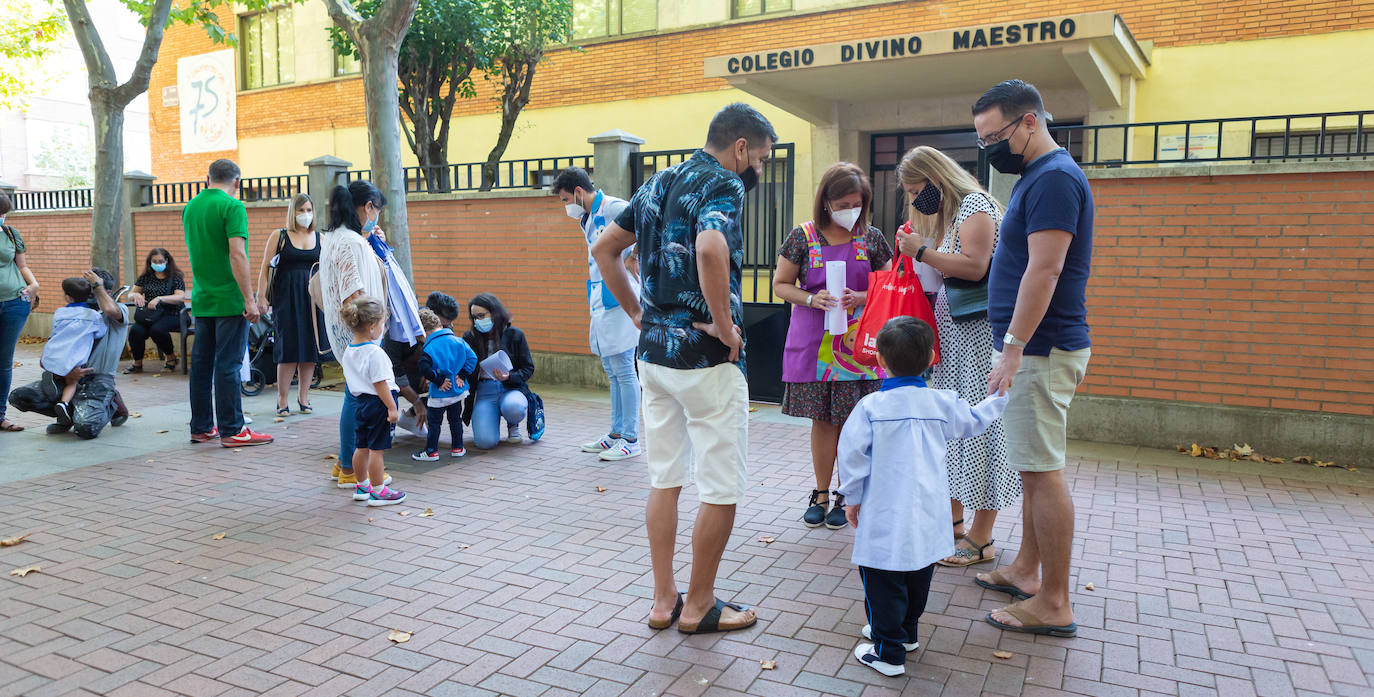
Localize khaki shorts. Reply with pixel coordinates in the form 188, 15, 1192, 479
994, 348, 1091, 473
639, 361, 749, 505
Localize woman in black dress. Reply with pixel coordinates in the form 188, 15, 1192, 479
255, 193, 324, 416
124, 248, 186, 373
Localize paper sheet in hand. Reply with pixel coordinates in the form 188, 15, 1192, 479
824, 260, 848, 336
480, 350, 513, 379
913, 238, 943, 293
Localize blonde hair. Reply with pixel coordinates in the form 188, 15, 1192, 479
286, 193, 315, 233
896, 146, 1001, 248
418, 307, 441, 334
340, 296, 386, 332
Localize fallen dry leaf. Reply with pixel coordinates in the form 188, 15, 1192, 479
156, 429, 169, 434
1084, 582, 1096, 591
173, 560, 181, 564
1265, 457, 1285, 464
1176, 445, 1188, 453
1233, 443, 1254, 457
212, 533, 226, 540
153, 373, 163, 378
367, 517, 374, 523
0, 533, 30, 547
1189, 443, 1202, 457
387, 629, 411, 643
1315, 460, 1335, 468
457, 544, 470, 549
748, 407, 759, 413
1246, 454, 1265, 463
146, 459, 155, 463
420, 508, 434, 518
759, 659, 776, 670
489, 476, 495, 480
273, 417, 285, 423
398, 511, 411, 517
324, 454, 338, 460
993, 650, 1013, 660
595, 486, 607, 493
132, 412, 142, 418
1202, 447, 1221, 460
758, 536, 775, 544
1293, 455, 1313, 464
10, 565, 41, 577
1347, 466, 1359, 472
12, 361, 20, 368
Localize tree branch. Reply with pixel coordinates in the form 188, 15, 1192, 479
322, 0, 364, 44
61, 0, 117, 88
114, 0, 176, 106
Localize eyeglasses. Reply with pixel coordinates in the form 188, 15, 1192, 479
976, 113, 1028, 149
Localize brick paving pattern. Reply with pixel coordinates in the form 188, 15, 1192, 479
1, 354, 1372, 696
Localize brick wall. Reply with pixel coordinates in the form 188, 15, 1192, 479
1083, 168, 1374, 417
147, 0, 1374, 181
11, 169, 1373, 415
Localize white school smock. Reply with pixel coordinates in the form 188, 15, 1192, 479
837, 382, 1008, 571
581, 190, 640, 357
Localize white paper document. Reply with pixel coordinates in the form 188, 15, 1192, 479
825, 260, 849, 336
479, 350, 513, 379
913, 238, 944, 293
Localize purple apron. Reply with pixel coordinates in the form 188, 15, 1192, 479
782, 222, 883, 383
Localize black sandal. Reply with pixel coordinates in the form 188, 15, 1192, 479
123, 364, 143, 374
297, 401, 313, 415
647, 592, 684, 630
677, 598, 757, 635
163, 356, 178, 371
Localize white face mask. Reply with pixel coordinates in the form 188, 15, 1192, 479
564, 200, 585, 220
830, 207, 861, 231
296, 212, 313, 229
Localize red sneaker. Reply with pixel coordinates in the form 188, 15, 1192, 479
190, 428, 219, 443
221, 427, 274, 447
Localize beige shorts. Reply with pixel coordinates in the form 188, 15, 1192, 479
994, 348, 1091, 473
639, 360, 749, 505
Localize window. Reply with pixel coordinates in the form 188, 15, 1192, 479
241, 7, 295, 90
334, 48, 360, 77
573, 0, 656, 40
733, 0, 791, 18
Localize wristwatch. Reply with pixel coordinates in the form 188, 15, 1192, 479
1003, 332, 1028, 349
805, 294, 814, 308
915, 245, 928, 262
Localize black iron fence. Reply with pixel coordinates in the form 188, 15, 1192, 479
140, 174, 306, 206
630, 144, 796, 303
338, 156, 594, 193
10, 188, 94, 211
1052, 110, 1374, 166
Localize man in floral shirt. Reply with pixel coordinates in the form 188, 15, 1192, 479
593, 102, 776, 635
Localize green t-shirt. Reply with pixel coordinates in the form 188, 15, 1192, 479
183, 188, 249, 317
0, 225, 27, 302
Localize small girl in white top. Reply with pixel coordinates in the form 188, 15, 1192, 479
837, 316, 1007, 677
339, 296, 405, 507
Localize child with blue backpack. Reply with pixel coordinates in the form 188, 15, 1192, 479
412, 307, 478, 460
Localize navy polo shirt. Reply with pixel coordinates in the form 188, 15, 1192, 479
989, 148, 1094, 356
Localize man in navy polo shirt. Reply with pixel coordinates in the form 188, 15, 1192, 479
970, 80, 1093, 639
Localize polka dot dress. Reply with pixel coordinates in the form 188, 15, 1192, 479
932, 192, 1021, 511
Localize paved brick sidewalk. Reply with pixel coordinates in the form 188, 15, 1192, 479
2, 348, 1372, 697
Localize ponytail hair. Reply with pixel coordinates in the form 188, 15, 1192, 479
340, 295, 386, 332
325, 179, 386, 233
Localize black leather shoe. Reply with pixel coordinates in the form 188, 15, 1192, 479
825, 492, 847, 530
803, 489, 827, 528
46, 423, 70, 435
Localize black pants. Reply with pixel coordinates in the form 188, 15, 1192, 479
425, 401, 464, 453
128, 309, 179, 361
860, 564, 935, 664
8, 372, 125, 440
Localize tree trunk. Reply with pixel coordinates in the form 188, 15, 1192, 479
481, 58, 536, 192
361, 36, 413, 279
89, 95, 125, 276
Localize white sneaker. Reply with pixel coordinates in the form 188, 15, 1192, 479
853, 643, 905, 677
582, 435, 615, 453
862, 624, 918, 651
359, 475, 393, 489
598, 438, 641, 461
507, 426, 522, 444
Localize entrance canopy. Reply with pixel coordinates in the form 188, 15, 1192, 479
704, 12, 1150, 125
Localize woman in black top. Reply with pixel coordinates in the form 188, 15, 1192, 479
255, 193, 325, 416
124, 247, 186, 373
462, 293, 535, 449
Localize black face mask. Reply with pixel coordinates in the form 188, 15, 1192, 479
910, 183, 942, 215
738, 165, 758, 193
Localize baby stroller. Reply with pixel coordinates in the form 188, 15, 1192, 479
241, 312, 324, 396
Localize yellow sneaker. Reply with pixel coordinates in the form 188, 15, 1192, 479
330, 463, 342, 481
337, 471, 358, 489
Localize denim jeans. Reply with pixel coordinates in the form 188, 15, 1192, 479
0, 296, 32, 422
425, 401, 464, 453
339, 390, 357, 471
600, 348, 639, 440
189, 315, 247, 436
471, 379, 527, 450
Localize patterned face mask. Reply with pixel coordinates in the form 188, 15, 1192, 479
910, 183, 942, 216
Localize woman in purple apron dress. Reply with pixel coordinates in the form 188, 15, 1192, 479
771, 163, 894, 530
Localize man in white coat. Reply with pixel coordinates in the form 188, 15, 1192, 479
553, 167, 642, 461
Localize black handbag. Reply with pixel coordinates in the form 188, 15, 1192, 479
944, 272, 988, 322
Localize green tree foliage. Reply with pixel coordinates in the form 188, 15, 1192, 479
0, 0, 68, 109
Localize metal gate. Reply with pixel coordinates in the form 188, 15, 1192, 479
629, 144, 796, 402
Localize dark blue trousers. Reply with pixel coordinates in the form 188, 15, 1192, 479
859, 563, 935, 664
425, 401, 464, 453
189, 315, 247, 436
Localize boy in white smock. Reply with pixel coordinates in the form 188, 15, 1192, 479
837, 316, 1008, 676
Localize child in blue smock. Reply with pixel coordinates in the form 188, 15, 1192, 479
412, 307, 478, 460
837, 316, 1008, 677
41, 276, 108, 425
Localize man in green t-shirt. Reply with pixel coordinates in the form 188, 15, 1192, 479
183, 159, 272, 448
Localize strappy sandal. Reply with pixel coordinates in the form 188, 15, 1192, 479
986, 603, 1077, 637
276, 405, 291, 417
647, 592, 684, 630
0, 420, 23, 432
123, 364, 143, 374
974, 570, 1035, 600
297, 401, 313, 415
163, 355, 178, 371
677, 598, 757, 635
937, 538, 996, 567
953, 518, 965, 540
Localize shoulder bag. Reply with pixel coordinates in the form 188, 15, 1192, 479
262, 229, 289, 305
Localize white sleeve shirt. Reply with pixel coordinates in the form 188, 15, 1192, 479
340, 341, 397, 397
837, 385, 1008, 571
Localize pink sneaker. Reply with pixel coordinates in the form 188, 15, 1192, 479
367, 486, 406, 507
221, 427, 274, 447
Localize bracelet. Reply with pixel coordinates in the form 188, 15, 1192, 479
805, 294, 813, 308
916, 245, 928, 262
